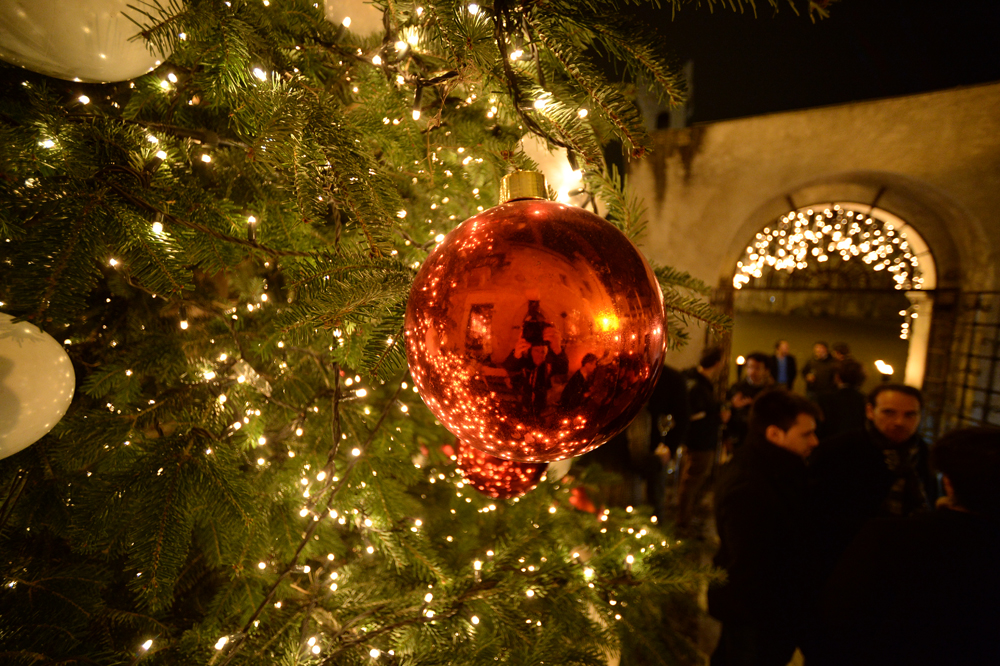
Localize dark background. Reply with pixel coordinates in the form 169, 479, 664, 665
640, 0, 1000, 123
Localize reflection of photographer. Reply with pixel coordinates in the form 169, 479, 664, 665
521, 299, 549, 346
504, 315, 567, 419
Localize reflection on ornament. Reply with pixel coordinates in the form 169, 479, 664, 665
405, 172, 665, 463
519, 134, 585, 206
0, 0, 171, 82
0, 313, 76, 459
324, 0, 385, 36
456, 439, 546, 499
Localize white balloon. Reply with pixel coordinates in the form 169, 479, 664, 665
324, 0, 384, 37
0, 0, 169, 82
0, 313, 75, 459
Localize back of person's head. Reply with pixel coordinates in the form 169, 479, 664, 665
932, 427, 1000, 517
837, 359, 866, 388
832, 342, 851, 357
581, 352, 598, 366
747, 388, 821, 440
867, 383, 923, 408
746, 351, 771, 366
698, 346, 723, 370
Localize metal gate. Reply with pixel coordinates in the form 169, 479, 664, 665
924, 291, 1000, 437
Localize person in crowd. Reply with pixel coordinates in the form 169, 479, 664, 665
830, 342, 852, 363
709, 389, 821, 666
802, 341, 838, 401
560, 353, 599, 410
503, 327, 568, 419
724, 351, 772, 451
816, 358, 867, 439
676, 346, 725, 531
767, 339, 797, 391
808, 385, 937, 593
821, 427, 1000, 666
645, 361, 692, 520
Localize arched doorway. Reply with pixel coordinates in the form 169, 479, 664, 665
729, 201, 937, 393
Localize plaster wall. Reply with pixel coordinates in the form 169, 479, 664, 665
631, 82, 1000, 368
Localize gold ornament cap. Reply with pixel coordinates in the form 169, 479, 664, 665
499, 171, 547, 204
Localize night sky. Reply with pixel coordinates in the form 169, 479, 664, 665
639, 0, 1000, 124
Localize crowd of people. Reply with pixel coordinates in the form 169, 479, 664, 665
587, 340, 1000, 666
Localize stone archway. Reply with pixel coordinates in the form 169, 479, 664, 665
720, 171, 974, 392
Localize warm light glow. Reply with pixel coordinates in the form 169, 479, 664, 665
736, 356, 745, 365
597, 312, 620, 332
875, 360, 894, 375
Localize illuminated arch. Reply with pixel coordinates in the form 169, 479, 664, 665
733, 202, 939, 342
734, 203, 928, 291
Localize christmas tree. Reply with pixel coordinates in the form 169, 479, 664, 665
0, 1, 815, 664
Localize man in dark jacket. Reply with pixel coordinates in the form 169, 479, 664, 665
809, 384, 937, 576
676, 346, 723, 529
816, 358, 867, 439
724, 351, 772, 451
767, 339, 797, 391
821, 427, 1000, 666
802, 341, 838, 402
709, 389, 821, 666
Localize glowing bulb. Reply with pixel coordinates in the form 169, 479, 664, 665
372, 55, 382, 66
78, 95, 90, 104
252, 67, 266, 81
371, 649, 381, 658
201, 154, 212, 163
471, 615, 480, 625
141, 640, 153, 651
214, 636, 229, 650
342, 16, 351, 27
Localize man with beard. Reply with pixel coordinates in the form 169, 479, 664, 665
805, 384, 937, 661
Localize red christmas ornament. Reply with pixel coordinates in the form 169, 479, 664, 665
405, 172, 665, 462
456, 439, 547, 499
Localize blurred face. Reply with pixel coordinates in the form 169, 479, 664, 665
867, 390, 921, 444
813, 344, 829, 360
776, 341, 789, 356
767, 414, 819, 459
530, 346, 548, 365
746, 358, 767, 384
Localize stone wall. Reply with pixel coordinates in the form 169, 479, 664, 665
631, 82, 1000, 371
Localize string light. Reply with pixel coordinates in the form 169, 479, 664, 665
734, 205, 921, 291
735, 204, 923, 335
